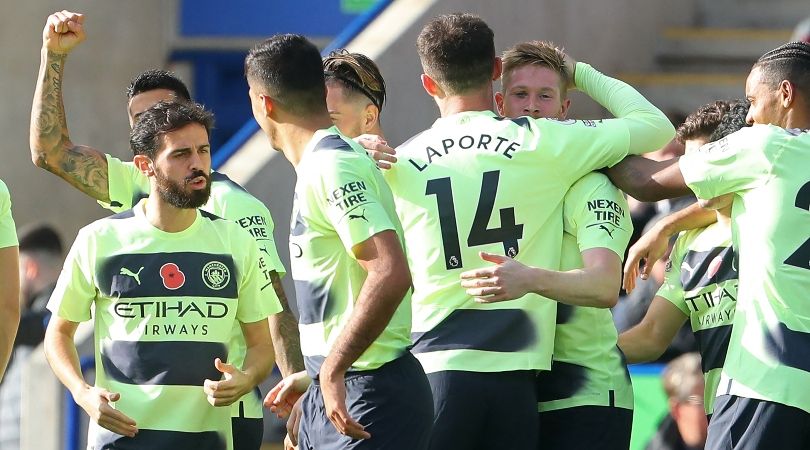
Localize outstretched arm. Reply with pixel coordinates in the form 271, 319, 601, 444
618, 297, 687, 363
605, 155, 690, 202
460, 249, 622, 308
30, 11, 110, 202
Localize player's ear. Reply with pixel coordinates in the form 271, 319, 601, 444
261, 94, 274, 118
133, 154, 155, 177
560, 97, 572, 119
421, 73, 444, 98
495, 92, 505, 116
492, 56, 503, 82
780, 80, 795, 108
362, 104, 379, 134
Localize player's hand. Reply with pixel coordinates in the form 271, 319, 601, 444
284, 433, 298, 450
623, 223, 671, 293
203, 358, 252, 407
265, 370, 311, 418
460, 252, 537, 303
43, 11, 86, 54
75, 386, 137, 437
561, 50, 577, 90
286, 396, 304, 446
355, 134, 397, 169
319, 369, 370, 440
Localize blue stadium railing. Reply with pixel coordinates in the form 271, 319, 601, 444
63, 2, 394, 449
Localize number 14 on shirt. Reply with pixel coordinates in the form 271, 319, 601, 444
426, 170, 524, 270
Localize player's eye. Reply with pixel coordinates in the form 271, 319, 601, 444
512, 92, 527, 98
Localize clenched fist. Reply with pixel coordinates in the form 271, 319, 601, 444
43, 10, 85, 54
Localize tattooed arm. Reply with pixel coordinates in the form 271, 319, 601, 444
30, 11, 111, 203
268, 271, 305, 377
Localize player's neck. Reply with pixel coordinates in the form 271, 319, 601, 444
783, 107, 810, 130
275, 114, 333, 168
142, 197, 198, 233
435, 86, 496, 117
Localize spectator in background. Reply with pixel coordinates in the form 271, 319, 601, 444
0, 224, 62, 450
646, 353, 707, 450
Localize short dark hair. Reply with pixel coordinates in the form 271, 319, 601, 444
323, 49, 387, 112
126, 69, 191, 101
676, 101, 731, 143
753, 41, 810, 96
130, 101, 214, 159
417, 13, 495, 95
18, 223, 62, 255
709, 100, 749, 142
245, 34, 327, 115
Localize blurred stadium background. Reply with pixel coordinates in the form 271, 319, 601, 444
1, 0, 806, 449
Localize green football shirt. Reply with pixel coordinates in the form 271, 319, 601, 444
680, 125, 810, 412
385, 62, 674, 374
101, 155, 284, 418
0, 179, 17, 249
291, 128, 412, 377
656, 221, 737, 414
537, 172, 634, 412
47, 200, 282, 449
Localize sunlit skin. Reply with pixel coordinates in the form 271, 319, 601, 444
745, 66, 786, 127
134, 123, 212, 231
150, 123, 211, 195
496, 65, 570, 119
127, 88, 176, 126
325, 80, 383, 139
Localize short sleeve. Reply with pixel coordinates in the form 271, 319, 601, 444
0, 180, 18, 248
235, 234, 283, 323
655, 233, 690, 316
679, 126, 775, 200
313, 153, 396, 252
220, 196, 286, 277
98, 154, 150, 212
563, 173, 633, 260
47, 228, 97, 322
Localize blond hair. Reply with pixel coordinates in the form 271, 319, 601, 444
501, 41, 568, 93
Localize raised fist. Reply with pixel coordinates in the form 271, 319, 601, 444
43, 10, 85, 54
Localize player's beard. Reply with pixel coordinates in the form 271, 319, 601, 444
155, 168, 211, 209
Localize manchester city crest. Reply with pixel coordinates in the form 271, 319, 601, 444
202, 261, 230, 290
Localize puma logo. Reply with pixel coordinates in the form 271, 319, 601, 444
259, 245, 272, 257
348, 208, 368, 222
586, 222, 617, 239
120, 266, 144, 285
681, 261, 698, 278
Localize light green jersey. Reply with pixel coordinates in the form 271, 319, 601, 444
680, 125, 810, 412
385, 63, 674, 374
537, 173, 633, 411
47, 200, 281, 449
656, 221, 737, 414
101, 155, 284, 418
0, 179, 17, 248
291, 128, 412, 377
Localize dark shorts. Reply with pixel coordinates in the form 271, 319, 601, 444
427, 370, 538, 450
298, 352, 433, 450
231, 417, 263, 450
706, 395, 810, 450
537, 406, 633, 450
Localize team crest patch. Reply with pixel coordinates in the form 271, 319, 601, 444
202, 261, 231, 290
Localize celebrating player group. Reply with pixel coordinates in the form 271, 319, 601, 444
1, 7, 804, 450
